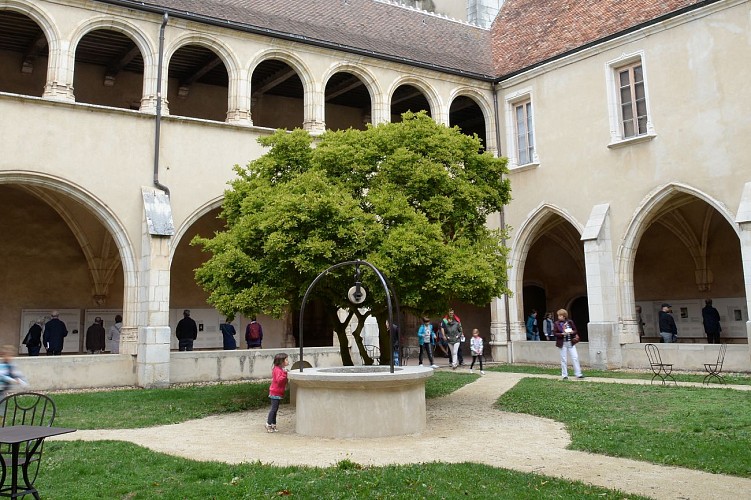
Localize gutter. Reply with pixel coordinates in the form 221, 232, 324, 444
492, 82, 512, 360
95, 0, 496, 82
153, 12, 169, 197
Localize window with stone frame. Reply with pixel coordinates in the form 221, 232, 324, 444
617, 62, 648, 139
514, 99, 535, 166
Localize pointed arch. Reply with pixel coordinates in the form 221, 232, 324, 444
170, 196, 224, 262
0, 171, 137, 298
617, 182, 740, 317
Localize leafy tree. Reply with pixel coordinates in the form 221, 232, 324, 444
194, 112, 511, 364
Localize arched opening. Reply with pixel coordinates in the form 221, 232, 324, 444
390, 84, 431, 122
634, 194, 746, 343
73, 29, 145, 110
0, 10, 48, 97
522, 213, 588, 340
449, 95, 486, 150
167, 44, 229, 121
0, 184, 124, 353
324, 71, 371, 131
251, 59, 304, 129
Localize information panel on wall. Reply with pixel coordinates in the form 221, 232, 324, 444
19, 309, 81, 354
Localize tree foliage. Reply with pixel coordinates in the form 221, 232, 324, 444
193, 112, 511, 357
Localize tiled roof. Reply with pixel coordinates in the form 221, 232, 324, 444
102, 0, 495, 78
491, 0, 709, 78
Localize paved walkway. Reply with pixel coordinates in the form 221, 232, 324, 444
54, 372, 751, 499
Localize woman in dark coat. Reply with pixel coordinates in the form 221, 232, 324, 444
85, 317, 106, 353
23, 320, 43, 356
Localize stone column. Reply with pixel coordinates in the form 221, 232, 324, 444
581, 204, 622, 369
489, 296, 512, 363
42, 39, 75, 102
303, 85, 326, 135
736, 182, 751, 363
226, 73, 252, 125
135, 188, 175, 388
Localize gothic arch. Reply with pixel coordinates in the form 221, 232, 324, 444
66, 15, 155, 98
170, 196, 223, 262
248, 49, 315, 97
386, 75, 441, 122
0, 0, 61, 77
0, 171, 137, 301
509, 203, 584, 325
617, 182, 740, 316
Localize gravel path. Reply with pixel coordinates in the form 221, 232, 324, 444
54, 372, 751, 499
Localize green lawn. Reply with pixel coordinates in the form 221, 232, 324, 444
30, 369, 751, 498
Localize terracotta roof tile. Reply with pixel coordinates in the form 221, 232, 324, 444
491, 0, 708, 77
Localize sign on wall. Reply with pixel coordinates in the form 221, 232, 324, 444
19, 309, 81, 354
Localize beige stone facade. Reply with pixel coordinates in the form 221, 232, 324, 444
0, 0, 748, 388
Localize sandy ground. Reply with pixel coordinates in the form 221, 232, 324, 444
53, 371, 751, 500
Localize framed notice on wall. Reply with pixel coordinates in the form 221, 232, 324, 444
19, 309, 81, 354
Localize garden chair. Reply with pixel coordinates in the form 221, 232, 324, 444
703, 343, 727, 385
645, 344, 676, 385
363, 344, 381, 365
0, 392, 56, 493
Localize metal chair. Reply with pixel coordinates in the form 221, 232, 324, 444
0, 392, 56, 493
645, 344, 676, 385
363, 344, 381, 365
703, 343, 727, 385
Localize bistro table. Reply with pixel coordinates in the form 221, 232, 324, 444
0, 425, 76, 499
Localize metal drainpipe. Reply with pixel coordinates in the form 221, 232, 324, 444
153, 13, 170, 197
492, 82, 513, 362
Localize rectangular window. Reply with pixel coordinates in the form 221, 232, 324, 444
514, 100, 534, 165
618, 63, 647, 138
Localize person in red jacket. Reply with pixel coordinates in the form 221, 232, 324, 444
266, 352, 289, 432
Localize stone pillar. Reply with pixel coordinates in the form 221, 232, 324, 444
581, 204, 622, 369
42, 39, 75, 102
136, 188, 175, 388
303, 85, 326, 135
735, 182, 751, 363
226, 73, 252, 125
489, 296, 511, 363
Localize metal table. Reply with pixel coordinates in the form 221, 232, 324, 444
0, 425, 76, 499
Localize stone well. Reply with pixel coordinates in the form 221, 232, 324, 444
288, 365, 434, 438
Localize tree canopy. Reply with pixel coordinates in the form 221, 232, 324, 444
193, 112, 511, 359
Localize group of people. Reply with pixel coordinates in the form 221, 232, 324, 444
176, 310, 265, 352
525, 310, 557, 341
416, 309, 486, 374
642, 299, 723, 344
23, 311, 123, 356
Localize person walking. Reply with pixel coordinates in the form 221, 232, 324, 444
85, 316, 106, 354
442, 309, 463, 369
220, 317, 237, 350
554, 309, 584, 380
176, 309, 198, 351
43, 310, 68, 355
266, 352, 289, 433
702, 299, 722, 344
108, 314, 123, 354
417, 317, 438, 368
469, 328, 485, 375
0, 345, 26, 399
245, 317, 263, 349
22, 319, 43, 356
658, 303, 677, 343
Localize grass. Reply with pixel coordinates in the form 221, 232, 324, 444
485, 363, 751, 385
496, 378, 751, 477
38, 441, 648, 499
33, 368, 751, 498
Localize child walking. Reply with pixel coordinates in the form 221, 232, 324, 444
266, 353, 289, 433
469, 329, 485, 375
